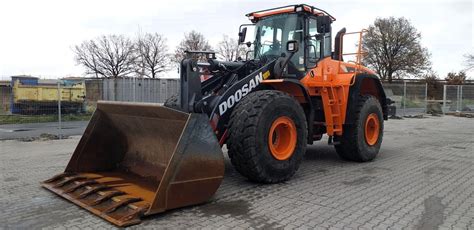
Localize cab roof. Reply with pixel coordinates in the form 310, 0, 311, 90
246, 4, 336, 23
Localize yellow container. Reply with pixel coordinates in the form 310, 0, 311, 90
13, 80, 85, 103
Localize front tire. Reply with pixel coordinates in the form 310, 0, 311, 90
335, 95, 384, 162
227, 90, 307, 183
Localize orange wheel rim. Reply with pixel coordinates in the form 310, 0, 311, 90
365, 113, 380, 146
268, 116, 297, 160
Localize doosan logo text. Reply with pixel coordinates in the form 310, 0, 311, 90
218, 73, 263, 115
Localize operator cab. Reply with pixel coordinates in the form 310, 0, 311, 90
241, 4, 335, 78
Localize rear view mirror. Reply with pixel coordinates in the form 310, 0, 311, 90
286, 40, 299, 53
239, 27, 247, 44
317, 16, 331, 33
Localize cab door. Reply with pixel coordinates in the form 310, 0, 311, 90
305, 17, 332, 70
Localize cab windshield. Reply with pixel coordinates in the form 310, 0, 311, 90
253, 14, 305, 73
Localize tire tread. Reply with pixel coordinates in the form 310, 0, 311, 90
227, 90, 307, 183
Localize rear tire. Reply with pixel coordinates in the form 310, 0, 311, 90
335, 95, 383, 162
227, 90, 307, 183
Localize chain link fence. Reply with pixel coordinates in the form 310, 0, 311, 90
383, 82, 428, 117
0, 78, 89, 139
0, 85, 11, 115
443, 85, 474, 113
0, 77, 179, 140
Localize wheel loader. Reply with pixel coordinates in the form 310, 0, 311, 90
42, 4, 388, 226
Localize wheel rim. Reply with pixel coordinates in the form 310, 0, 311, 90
268, 116, 297, 160
364, 113, 380, 146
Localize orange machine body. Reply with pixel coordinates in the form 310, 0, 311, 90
262, 48, 375, 137
251, 5, 382, 137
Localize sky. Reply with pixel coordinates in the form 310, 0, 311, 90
0, 0, 472, 79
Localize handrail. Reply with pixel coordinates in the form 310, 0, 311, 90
337, 29, 369, 74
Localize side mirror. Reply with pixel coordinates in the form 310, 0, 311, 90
316, 16, 331, 33
238, 27, 247, 44
274, 40, 299, 78
286, 40, 299, 53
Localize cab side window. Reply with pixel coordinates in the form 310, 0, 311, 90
258, 26, 283, 55
306, 18, 321, 68
323, 32, 331, 57
286, 17, 305, 75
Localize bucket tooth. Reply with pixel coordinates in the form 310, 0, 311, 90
117, 204, 149, 222
43, 172, 73, 183
103, 197, 142, 214
92, 190, 126, 206
42, 101, 224, 227
53, 175, 87, 188
63, 180, 98, 194
78, 185, 109, 198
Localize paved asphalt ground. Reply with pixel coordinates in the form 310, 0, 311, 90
0, 115, 473, 229
0, 121, 87, 140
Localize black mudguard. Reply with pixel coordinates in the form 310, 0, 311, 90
261, 78, 315, 144
345, 73, 388, 125
209, 60, 276, 143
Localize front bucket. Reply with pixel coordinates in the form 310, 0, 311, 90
42, 101, 224, 227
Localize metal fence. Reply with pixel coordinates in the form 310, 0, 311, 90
101, 78, 179, 103
383, 82, 428, 117
443, 85, 474, 113
1, 76, 472, 140
85, 78, 179, 112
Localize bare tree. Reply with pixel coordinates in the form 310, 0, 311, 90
464, 53, 474, 71
174, 30, 212, 62
362, 17, 431, 82
216, 34, 250, 61
74, 35, 136, 78
135, 33, 170, 78
74, 42, 101, 78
